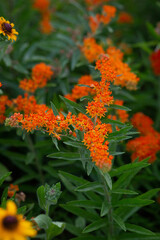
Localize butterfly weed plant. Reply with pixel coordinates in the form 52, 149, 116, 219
0, 0, 160, 239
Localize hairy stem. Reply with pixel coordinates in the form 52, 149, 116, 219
102, 176, 114, 240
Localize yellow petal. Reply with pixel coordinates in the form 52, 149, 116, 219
6, 201, 17, 215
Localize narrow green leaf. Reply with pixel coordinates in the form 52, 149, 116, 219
0, 172, 12, 186
100, 201, 109, 217
66, 200, 101, 209
112, 189, 138, 195
50, 101, 59, 116
114, 198, 154, 207
37, 185, 46, 211
110, 104, 131, 111
60, 96, 86, 115
126, 223, 155, 236
101, 172, 112, 190
52, 137, 60, 151
75, 182, 102, 192
82, 219, 107, 233
60, 204, 99, 221
113, 214, 126, 231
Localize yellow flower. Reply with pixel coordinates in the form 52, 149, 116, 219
0, 17, 18, 41
0, 201, 37, 240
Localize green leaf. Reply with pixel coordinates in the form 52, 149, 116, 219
60, 96, 86, 115
0, 163, 12, 181
59, 171, 87, 185
110, 104, 131, 111
101, 171, 112, 190
114, 198, 154, 207
82, 219, 107, 233
64, 141, 84, 148
112, 189, 138, 195
34, 214, 52, 230
47, 221, 65, 240
50, 101, 59, 116
0, 172, 12, 186
52, 137, 60, 151
108, 126, 133, 138
47, 152, 90, 161
110, 158, 150, 177
102, 118, 126, 126
37, 185, 46, 211
25, 152, 35, 165
113, 214, 126, 231
71, 49, 80, 70
100, 201, 109, 217
75, 182, 102, 192
17, 206, 27, 215
60, 204, 99, 221
126, 223, 155, 236
146, 22, 160, 41
66, 200, 101, 209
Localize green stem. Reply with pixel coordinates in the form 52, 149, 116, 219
46, 204, 50, 216
155, 78, 160, 129
102, 176, 114, 240
26, 134, 45, 184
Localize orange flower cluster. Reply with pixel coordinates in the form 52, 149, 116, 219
0, 95, 12, 123
81, 37, 104, 63
150, 49, 160, 76
106, 46, 140, 90
65, 75, 96, 102
89, 5, 116, 33
86, 79, 113, 118
12, 94, 48, 115
126, 113, 160, 163
8, 184, 19, 198
33, 0, 53, 34
114, 100, 128, 123
95, 54, 117, 82
100, 5, 116, 24
117, 12, 133, 24
19, 63, 54, 93
7, 57, 116, 170
83, 123, 113, 170
0, 82, 2, 87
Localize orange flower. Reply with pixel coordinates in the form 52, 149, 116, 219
19, 63, 54, 93
100, 5, 116, 25
131, 112, 154, 135
118, 12, 133, 24
40, 10, 53, 34
106, 46, 139, 90
150, 49, 160, 76
127, 113, 160, 163
8, 184, 19, 198
0, 95, 12, 123
126, 134, 160, 163
0, 82, 2, 87
65, 75, 96, 102
81, 37, 104, 63
33, 0, 53, 34
33, 0, 50, 12
95, 55, 116, 82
